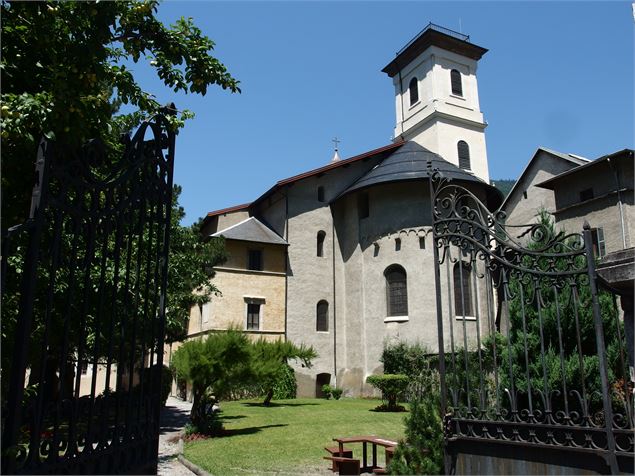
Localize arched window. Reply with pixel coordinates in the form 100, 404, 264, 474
317, 186, 325, 202
408, 77, 419, 105
316, 300, 329, 332
457, 140, 470, 170
454, 262, 473, 316
385, 265, 408, 316
317, 231, 326, 257
451, 69, 462, 96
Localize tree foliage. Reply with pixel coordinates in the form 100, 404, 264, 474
171, 332, 317, 432
1, 0, 237, 402
366, 374, 409, 411
1, 0, 240, 228
251, 339, 316, 406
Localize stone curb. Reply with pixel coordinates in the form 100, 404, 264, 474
177, 438, 213, 476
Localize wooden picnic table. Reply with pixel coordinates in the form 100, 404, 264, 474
333, 435, 398, 473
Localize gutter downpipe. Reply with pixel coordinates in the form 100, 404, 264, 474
284, 190, 289, 340
331, 208, 337, 387
607, 158, 627, 249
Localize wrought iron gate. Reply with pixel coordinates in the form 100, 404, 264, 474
429, 171, 634, 474
1, 112, 176, 474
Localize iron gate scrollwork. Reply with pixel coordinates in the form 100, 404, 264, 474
429, 170, 634, 474
1, 112, 176, 474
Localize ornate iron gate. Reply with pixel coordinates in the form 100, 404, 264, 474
1, 112, 176, 474
429, 171, 634, 474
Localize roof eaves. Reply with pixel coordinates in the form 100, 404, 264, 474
250, 140, 405, 209
536, 148, 634, 190
499, 147, 583, 211
205, 202, 251, 219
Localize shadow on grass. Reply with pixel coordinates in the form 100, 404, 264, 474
241, 402, 319, 408
222, 423, 288, 437
219, 415, 247, 421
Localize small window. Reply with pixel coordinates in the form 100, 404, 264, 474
457, 141, 470, 170
395, 238, 401, 251
580, 188, 594, 202
419, 236, 426, 249
247, 249, 263, 271
317, 231, 326, 257
317, 186, 325, 203
358, 192, 369, 219
246, 302, 260, 330
408, 76, 419, 105
454, 262, 473, 317
451, 69, 463, 96
385, 265, 408, 316
523, 190, 528, 199
591, 228, 606, 258
316, 300, 329, 332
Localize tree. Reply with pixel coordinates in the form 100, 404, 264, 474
366, 374, 409, 411
171, 329, 253, 431
165, 189, 228, 343
496, 211, 623, 416
1, 0, 240, 228
1, 0, 238, 400
251, 339, 316, 406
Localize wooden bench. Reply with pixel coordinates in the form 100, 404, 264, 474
372, 468, 388, 475
324, 446, 353, 472
323, 456, 360, 475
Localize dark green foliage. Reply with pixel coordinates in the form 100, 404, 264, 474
140, 364, 174, 406
366, 374, 409, 411
251, 339, 316, 406
322, 384, 333, 400
497, 212, 624, 415
271, 364, 297, 400
2, 0, 239, 229
381, 341, 430, 376
171, 329, 252, 431
490, 179, 516, 198
331, 387, 343, 400
171, 332, 316, 433
387, 396, 444, 475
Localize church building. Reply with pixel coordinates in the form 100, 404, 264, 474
188, 24, 503, 397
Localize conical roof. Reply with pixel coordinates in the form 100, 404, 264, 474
335, 141, 503, 208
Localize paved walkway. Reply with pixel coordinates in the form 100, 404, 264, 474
158, 396, 195, 476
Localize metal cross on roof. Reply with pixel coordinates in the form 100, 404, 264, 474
332, 137, 340, 150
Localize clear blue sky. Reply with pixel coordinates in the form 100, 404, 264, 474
132, 1, 634, 225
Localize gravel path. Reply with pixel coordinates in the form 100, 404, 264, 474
158, 396, 195, 476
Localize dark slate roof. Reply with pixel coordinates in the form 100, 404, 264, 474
211, 217, 288, 246
335, 141, 503, 208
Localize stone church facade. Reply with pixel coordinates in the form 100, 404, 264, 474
184, 24, 503, 397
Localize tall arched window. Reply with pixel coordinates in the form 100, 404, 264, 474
451, 69, 462, 96
385, 265, 408, 316
457, 140, 470, 170
454, 262, 473, 316
408, 77, 419, 105
316, 300, 329, 332
317, 231, 326, 257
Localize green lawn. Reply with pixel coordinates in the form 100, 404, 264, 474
184, 398, 407, 475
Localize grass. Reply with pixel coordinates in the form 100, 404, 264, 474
184, 398, 407, 475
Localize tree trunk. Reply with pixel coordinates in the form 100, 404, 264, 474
263, 388, 274, 406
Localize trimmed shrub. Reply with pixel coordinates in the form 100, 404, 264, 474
366, 374, 409, 411
321, 384, 333, 399
331, 387, 343, 400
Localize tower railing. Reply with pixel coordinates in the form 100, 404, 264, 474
396, 22, 470, 56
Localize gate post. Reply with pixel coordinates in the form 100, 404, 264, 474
427, 166, 450, 474
583, 222, 619, 474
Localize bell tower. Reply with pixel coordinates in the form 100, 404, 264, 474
382, 23, 490, 182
